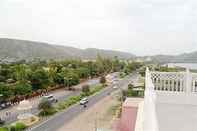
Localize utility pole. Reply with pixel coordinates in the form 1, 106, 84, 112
94, 112, 98, 131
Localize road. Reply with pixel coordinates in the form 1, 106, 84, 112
0, 78, 99, 124
29, 73, 138, 131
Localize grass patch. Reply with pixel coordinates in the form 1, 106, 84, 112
39, 108, 57, 116
0, 122, 27, 131
0, 127, 8, 131
56, 84, 104, 111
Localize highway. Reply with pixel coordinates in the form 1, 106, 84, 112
29, 73, 137, 131
0, 78, 99, 124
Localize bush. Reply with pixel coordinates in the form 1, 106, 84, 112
38, 98, 56, 116
0, 127, 8, 131
57, 96, 81, 111
100, 76, 106, 84
10, 126, 16, 131
57, 84, 104, 111
15, 122, 27, 130
82, 84, 90, 95
120, 72, 126, 78
9, 122, 27, 131
90, 85, 103, 95
128, 84, 134, 90
38, 98, 52, 111
39, 108, 57, 116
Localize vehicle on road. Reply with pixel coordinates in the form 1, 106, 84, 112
80, 97, 88, 105
113, 85, 118, 89
42, 94, 58, 103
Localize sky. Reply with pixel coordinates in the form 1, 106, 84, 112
0, 0, 196, 56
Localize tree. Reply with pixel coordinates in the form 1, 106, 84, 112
96, 54, 105, 74
76, 67, 90, 79
86, 62, 98, 78
53, 73, 64, 85
13, 65, 27, 81
63, 72, 80, 88
128, 83, 134, 90
82, 84, 90, 95
0, 83, 13, 101
38, 98, 52, 111
0, 65, 12, 82
38, 98, 56, 116
100, 76, 106, 85
14, 81, 32, 96
29, 69, 49, 90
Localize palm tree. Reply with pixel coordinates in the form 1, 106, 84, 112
14, 64, 27, 81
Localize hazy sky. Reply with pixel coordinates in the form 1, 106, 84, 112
0, 0, 196, 56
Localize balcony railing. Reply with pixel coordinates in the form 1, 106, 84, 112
143, 67, 197, 131
149, 69, 197, 94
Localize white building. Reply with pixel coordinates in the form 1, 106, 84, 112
135, 68, 197, 131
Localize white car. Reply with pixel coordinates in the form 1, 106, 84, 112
42, 94, 58, 103
113, 86, 118, 89
80, 97, 88, 105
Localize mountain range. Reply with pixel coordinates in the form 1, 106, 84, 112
0, 38, 135, 62
0, 38, 197, 63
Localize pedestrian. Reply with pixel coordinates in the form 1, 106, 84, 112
6, 111, 8, 117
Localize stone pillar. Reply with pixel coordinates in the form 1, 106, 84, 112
186, 68, 192, 94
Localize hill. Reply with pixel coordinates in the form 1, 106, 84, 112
0, 38, 135, 62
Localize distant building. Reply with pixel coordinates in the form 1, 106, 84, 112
106, 72, 119, 85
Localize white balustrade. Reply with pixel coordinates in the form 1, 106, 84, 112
143, 68, 159, 131
143, 68, 197, 131
147, 69, 197, 94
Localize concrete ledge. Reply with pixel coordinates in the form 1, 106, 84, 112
135, 101, 144, 131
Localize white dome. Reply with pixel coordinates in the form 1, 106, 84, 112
17, 100, 32, 111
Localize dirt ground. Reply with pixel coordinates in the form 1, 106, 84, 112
58, 92, 121, 131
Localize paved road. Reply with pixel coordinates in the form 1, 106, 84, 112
0, 78, 99, 124
29, 73, 138, 131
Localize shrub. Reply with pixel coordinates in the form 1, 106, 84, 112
82, 84, 90, 95
15, 122, 27, 130
57, 84, 104, 111
9, 123, 27, 131
10, 126, 16, 131
57, 96, 81, 111
38, 98, 52, 111
0, 127, 8, 131
38, 98, 56, 116
128, 84, 134, 90
100, 76, 106, 84
90, 85, 103, 95
39, 108, 57, 116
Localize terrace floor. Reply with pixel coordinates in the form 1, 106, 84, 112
156, 103, 197, 131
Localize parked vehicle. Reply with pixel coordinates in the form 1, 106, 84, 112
0, 102, 11, 110
80, 97, 88, 105
42, 94, 58, 103
113, 85, 118, 89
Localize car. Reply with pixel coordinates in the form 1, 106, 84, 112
42, 94, 58, 103
80, 97, 88, 105
0, 102, 11, 110
113, 86, 118, 89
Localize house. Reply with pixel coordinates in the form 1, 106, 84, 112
118, 68, 197, 131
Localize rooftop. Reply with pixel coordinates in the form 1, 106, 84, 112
142, 68, 197, 131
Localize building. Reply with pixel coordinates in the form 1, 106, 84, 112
140, 68, 197, 131
106, 72, 119, 85
119, 68, 197, 131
